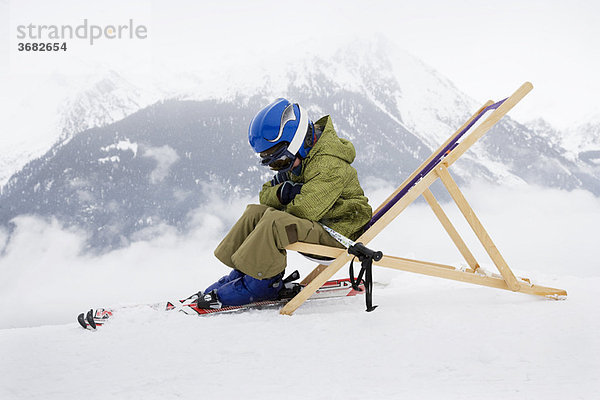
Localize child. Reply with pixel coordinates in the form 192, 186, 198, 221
196, 98, 372, 308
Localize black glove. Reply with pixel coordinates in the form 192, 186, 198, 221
271, 171, 290, 186
277, 181, 303, 205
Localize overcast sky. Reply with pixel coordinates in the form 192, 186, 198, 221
2, 0, 599, 129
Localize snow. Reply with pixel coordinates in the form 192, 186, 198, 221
101, 139, 139, 157
1, 184, 599, 399
98, 155, 120, 164
1, 277, 598, 400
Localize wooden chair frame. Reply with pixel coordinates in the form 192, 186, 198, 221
280, 82, 567, 316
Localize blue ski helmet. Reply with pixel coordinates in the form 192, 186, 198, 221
248, 98, 314, 171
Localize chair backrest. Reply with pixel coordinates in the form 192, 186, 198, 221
366, 98, 507, 229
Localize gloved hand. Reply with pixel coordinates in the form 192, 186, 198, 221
271, 171, 290, 186
277, 181, 303, 205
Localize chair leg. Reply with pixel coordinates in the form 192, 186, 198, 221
423, 188, 480, 271
436, 165, 520, 291
300, 264, 328, 285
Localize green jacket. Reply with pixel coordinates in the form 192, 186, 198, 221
259, 115, 372, 240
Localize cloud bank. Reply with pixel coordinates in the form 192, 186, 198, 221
0, 183, 598, 328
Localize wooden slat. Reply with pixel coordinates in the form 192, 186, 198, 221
287, 242, 456, 270
375, 256, 566, 298
436, 165, 520, 291
443, 82, 533, 167
281, 253, 354, 315
300, 264, 328, 285
422, 189, 480, 270
286, 242, 567, 298
372, 100, 495, 215
287, 242, 344, 258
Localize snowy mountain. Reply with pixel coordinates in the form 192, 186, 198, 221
0, 70, 163, 188
563, 113, 600, 153
525, 118, 564, 149
568, 118, 600, 168
526, 115, 600, 185
1, 38, 598, 251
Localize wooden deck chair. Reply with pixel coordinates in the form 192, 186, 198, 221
281, 81, 567, 316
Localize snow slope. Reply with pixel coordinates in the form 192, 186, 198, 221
1, 276, 597, 400
0, 185, 599, 399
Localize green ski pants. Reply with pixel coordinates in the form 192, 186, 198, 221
214, 204, 344, 280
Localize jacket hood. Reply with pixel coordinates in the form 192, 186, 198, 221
307, 116, 356, 163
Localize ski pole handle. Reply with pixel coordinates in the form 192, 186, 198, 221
348, 242, 383, 262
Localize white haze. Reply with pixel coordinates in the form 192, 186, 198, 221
0, 183, 598, 329
3, 0, 599, 128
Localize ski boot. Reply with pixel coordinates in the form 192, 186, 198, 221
203, 269, 245, 293
195, 270, 301, 309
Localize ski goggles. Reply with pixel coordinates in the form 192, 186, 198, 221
259, 142, 294, 171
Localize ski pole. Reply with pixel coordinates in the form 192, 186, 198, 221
320, 224, 382, 312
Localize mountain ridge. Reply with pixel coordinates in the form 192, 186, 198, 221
1, 38, 598, 251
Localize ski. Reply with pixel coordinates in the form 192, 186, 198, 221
77, 278, 364, 330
